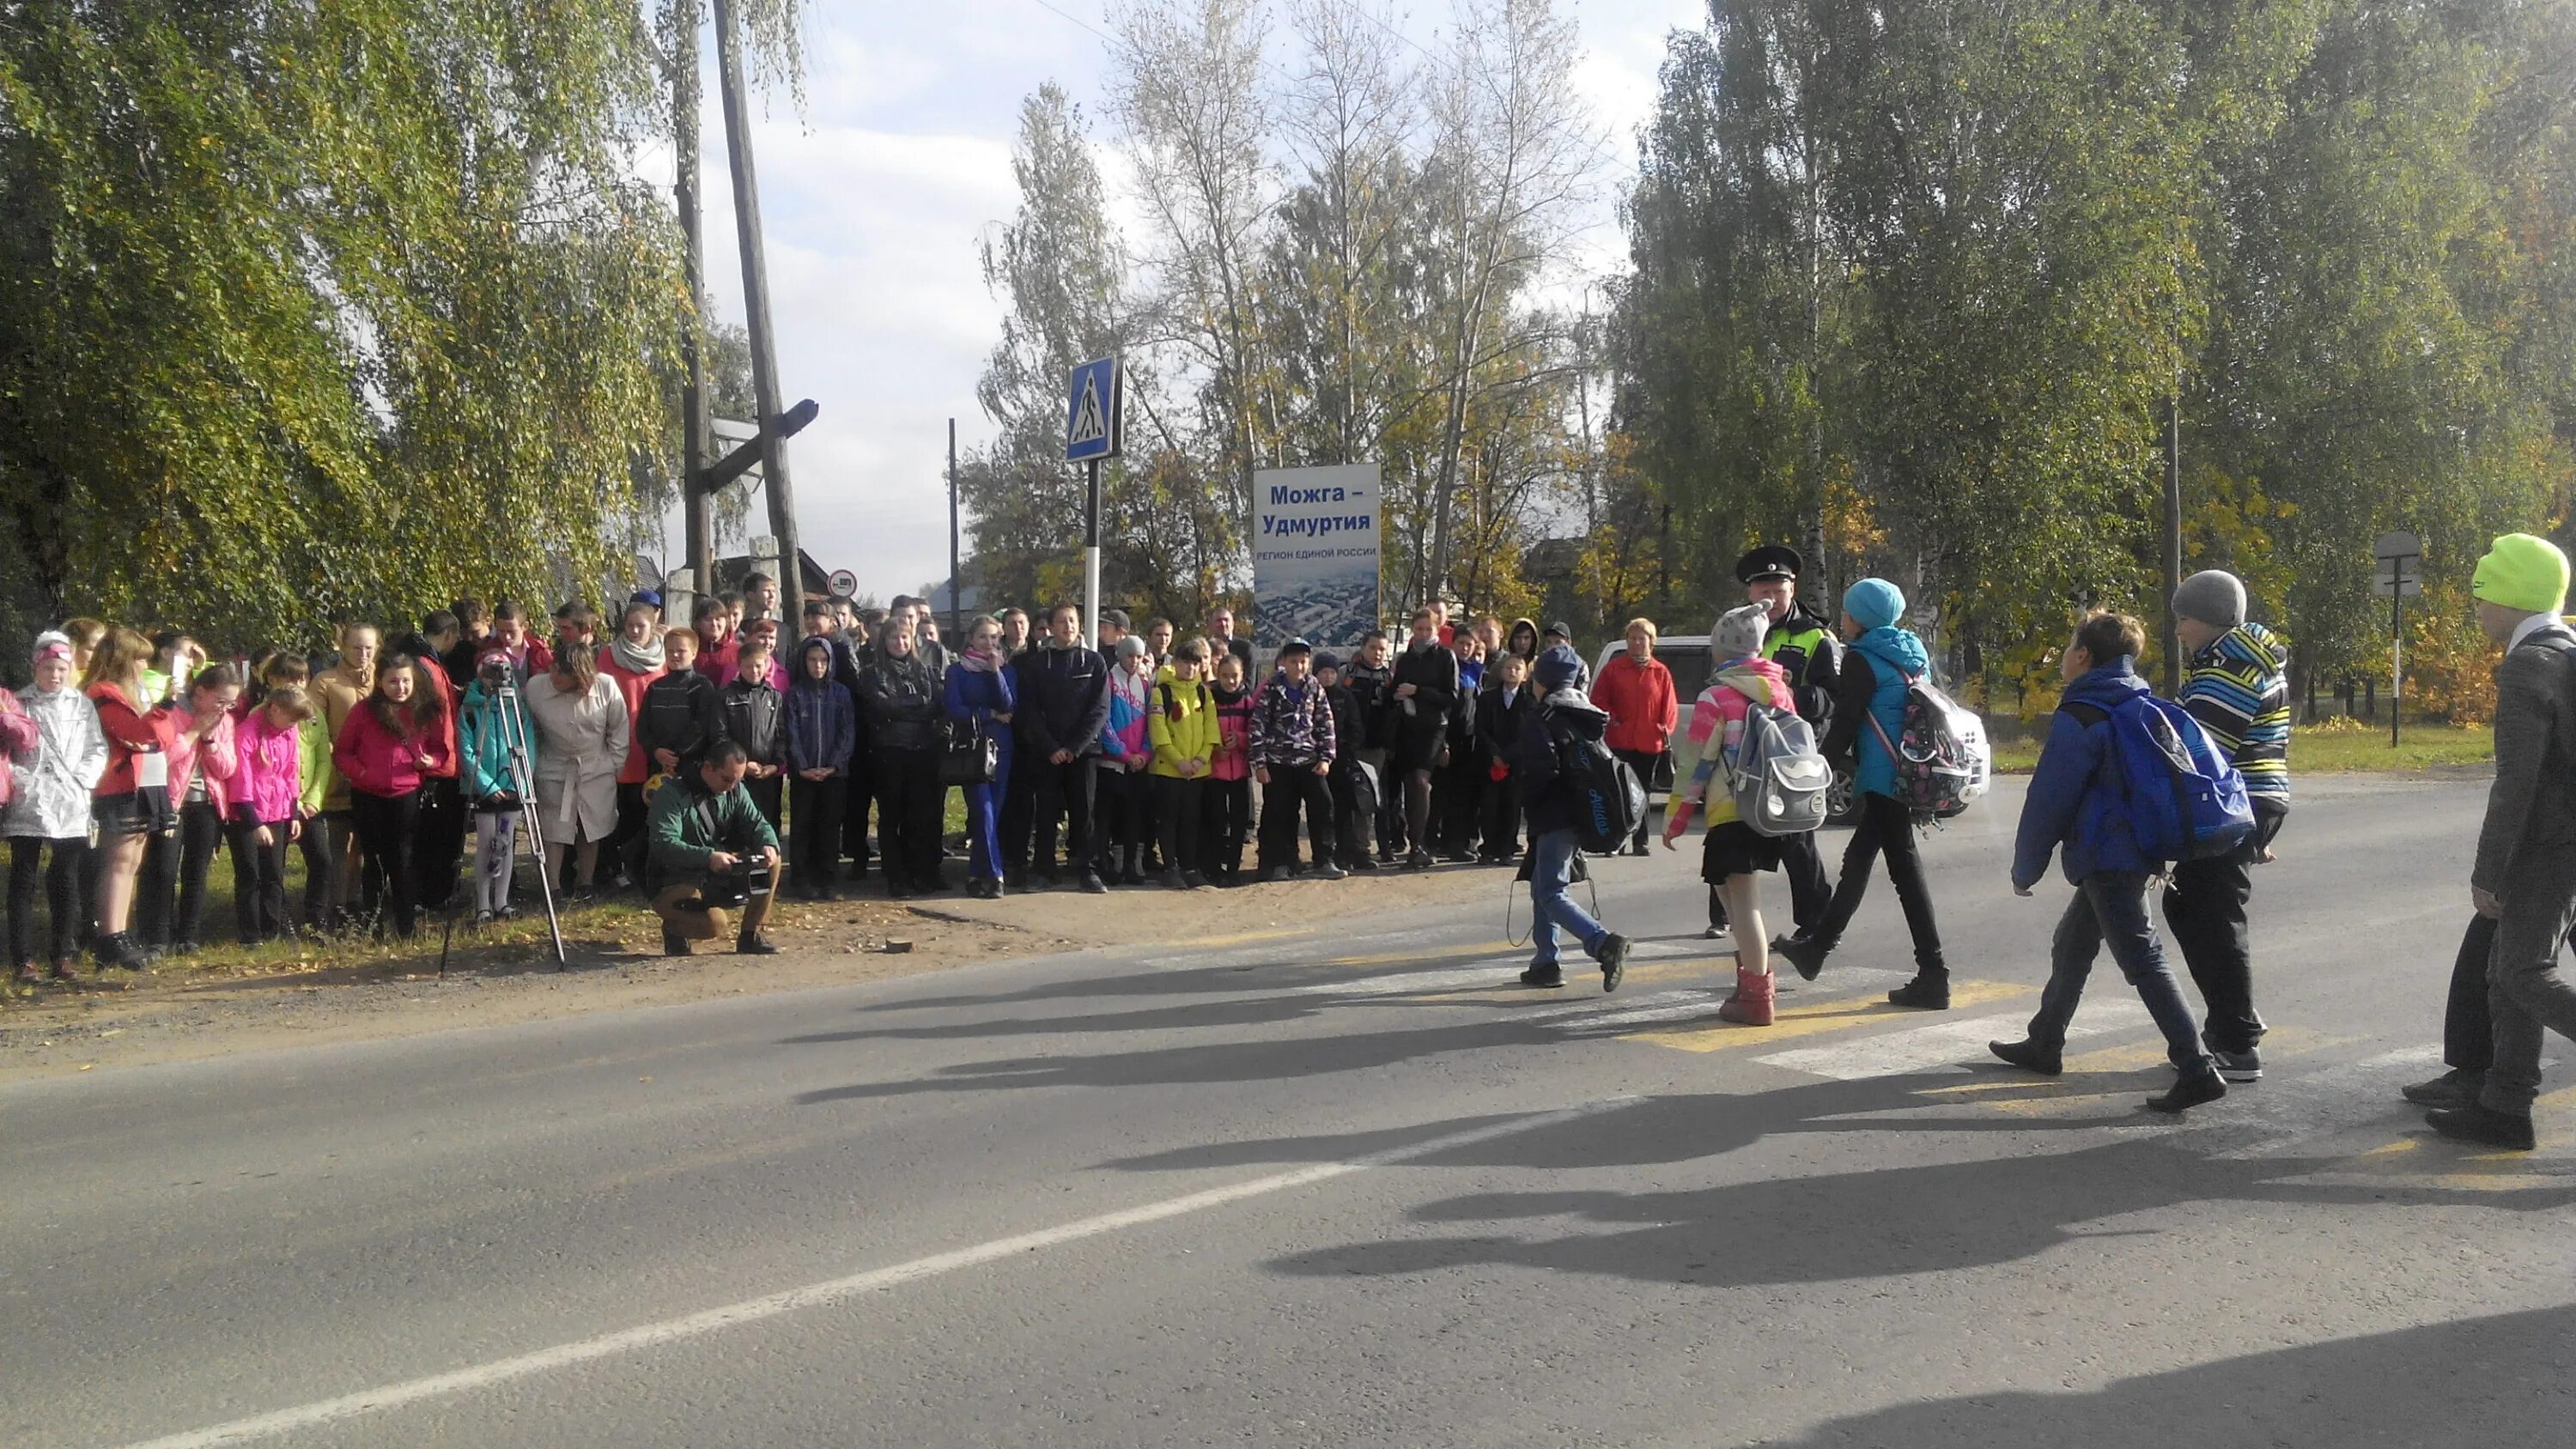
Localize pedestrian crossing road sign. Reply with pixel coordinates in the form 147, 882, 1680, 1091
1065, 356, 1121, 463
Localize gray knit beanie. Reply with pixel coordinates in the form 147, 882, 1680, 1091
1710, 603, 1771, 663
2172, 570, 2246, 629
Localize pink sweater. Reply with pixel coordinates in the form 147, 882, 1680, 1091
167, 701, 240, 816
234, 710, 304, 824
1672, 657, 1791, 830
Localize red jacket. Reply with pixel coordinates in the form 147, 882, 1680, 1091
414, 657, 461, 781
87, 682, 177, 797
1592, 652, 1678, 755
331, 702, 453, 799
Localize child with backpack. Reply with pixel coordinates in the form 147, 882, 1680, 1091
1662, 605, 1798, 1024
1512, 644, 1632, 991
1473, 650, 1535, 864
1990, 611, 2231, 1113
1773, 578, 1951, 1008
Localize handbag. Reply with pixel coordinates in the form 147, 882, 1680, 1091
939, 715, 999, 786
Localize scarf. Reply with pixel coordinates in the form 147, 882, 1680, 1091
960, 646, 999, 675
611, 631, 665, 675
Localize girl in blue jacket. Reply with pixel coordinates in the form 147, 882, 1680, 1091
1773, 578, 1949, 1008
786, 637, 858, 900
1990, 611, 2225, 1112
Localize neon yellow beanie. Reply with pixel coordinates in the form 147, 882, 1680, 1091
2471, 533, 2571, 615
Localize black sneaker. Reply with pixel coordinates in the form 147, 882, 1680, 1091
1347, 856, 1378, 873
2210, 1046, 2263, 1083
1079, 871, 1109, 894
1257, 866, 1291, 884
1989, 1038, 2063, 1076
1518, 963, 1565, 988
1887, 974, 1949, 1010
662, 927, 691, 958
1774, 935, 1829, 981
1595, 932, 1631, 994
1182, 870, 1209, 889
2426, 1102, 2537, 1151
2401, 1069, 2483, 1108
734, 935, 780, 956
2146, 1070, 2227, 1113
1313, 864, 1346, 881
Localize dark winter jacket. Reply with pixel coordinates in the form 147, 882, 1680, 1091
1515, 659, 1609, 838
856, 646, 944, 755
787, 640, 858, 776
1016, 643, 1112, 760
1250, 672, 1336, 768
1341, 658, 1393, 752
718, 675, 786, 768
1388, 640, 1458, 745
1321, 682, 1366, 767
2012, 658, 2160, 889
1475, 678, 1537, 768
637, 668, 723, 771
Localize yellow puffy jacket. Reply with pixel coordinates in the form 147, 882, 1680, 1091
1147, 670, 1218, 779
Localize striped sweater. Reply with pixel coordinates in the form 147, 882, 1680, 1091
2180, 621, 2290, 805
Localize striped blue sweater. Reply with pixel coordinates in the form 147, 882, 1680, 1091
2180, 621, 2290, 805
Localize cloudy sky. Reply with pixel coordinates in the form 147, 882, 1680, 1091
673, 0, 1704, 597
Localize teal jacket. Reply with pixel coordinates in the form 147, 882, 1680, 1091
457, 683, 535, 801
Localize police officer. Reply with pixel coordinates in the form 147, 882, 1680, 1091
1708, 545, 1840, 939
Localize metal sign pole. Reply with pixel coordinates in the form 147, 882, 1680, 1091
2391, 585, 2403, 749
1083, 457, 1102, 646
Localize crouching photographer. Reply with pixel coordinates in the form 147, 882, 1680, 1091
645, 737, 784, 957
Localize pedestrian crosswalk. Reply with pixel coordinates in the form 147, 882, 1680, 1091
1277, 948, 2576, 1175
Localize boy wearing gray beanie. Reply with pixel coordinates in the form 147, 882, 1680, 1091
2168, 568, 2290, 1083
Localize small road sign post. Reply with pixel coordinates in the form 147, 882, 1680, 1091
1065, 358, 1121, 644
827, 568, 858, 602
2373, 531, 2422, 748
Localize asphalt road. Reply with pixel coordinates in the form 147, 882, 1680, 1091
6, 774, 2573, 1448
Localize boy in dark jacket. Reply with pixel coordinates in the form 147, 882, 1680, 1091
856, 623, 947, 897
1474, 650, 1535, 863
1314, 652, 1377, 872
717, 639, 787, 832
1512, 645, 1631, 991
638, 627, 723, 777
786, 636, 857, 900
1251, 639, 1341, 882
1990, 611, 2225, 1113
1016, 604, 1114, 891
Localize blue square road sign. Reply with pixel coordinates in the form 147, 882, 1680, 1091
1065, 356, 1121, 463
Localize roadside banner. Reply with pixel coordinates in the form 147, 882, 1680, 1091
1251, 464, 1381, 652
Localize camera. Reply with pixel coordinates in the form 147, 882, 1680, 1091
702, 858, 772, 911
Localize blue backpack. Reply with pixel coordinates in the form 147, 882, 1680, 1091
2071, 695, 2254, 864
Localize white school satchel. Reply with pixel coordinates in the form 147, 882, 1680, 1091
1728, 702, 1832, 837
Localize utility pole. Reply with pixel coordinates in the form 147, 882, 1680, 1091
674, 4, 713, 592
711, 0, 802, 624
947, 417, 963, 640
2161, 386, 2183, 695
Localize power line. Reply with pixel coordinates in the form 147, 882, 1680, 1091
1024, 0, 1113, 45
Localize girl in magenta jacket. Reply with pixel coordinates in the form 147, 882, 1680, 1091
139, 664, 243, 955
332, 655, 452, 939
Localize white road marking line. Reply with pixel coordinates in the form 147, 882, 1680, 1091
1517, 988, 1701, 1025
1291, 961, 1521, 996
118, 1096, 1638, 1449
1754, 1002, 2154, 1081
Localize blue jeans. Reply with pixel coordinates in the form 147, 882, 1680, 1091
2024, 871, 2213, 1076
1529, 828, 1608, 967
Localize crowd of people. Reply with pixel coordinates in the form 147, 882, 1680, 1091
5, 535, 2574, 1147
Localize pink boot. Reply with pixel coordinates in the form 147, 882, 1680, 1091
1716, 967, 1775, 1026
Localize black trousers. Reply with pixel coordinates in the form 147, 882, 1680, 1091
841, 753, 874, 878
298, 810, 343, 932
874, 749, 946, 891
1328, 756, 1377, 866
1202, 777, 1250, 882
228, 818, 291, 943
1031, 755, 1097, 880
999, 745, 1038, 878
348, 788, 423, 938
416, 776, 465, 910
1431, 755, 1483, 856
138, 798, 227, 949
1094, 766, 1149, 874
745, 773, 784, 835
1612, 749, 1662, 852
9, 836, 88, 964
789, 773, 848, 892
604, 779, 649, 889
1154, 774, 1205, 876
1809, 792, 1946, 974
2164, 846, 2263, 1053
2442, 912, 2576, 1075
1258, 766, 1336, 870
1479, 772, 1522, 860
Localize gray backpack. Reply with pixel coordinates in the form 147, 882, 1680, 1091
1728, 702, 1832, 837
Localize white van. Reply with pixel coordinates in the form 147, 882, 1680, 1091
1590, 634, 1856, 823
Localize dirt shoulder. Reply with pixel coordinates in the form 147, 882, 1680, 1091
0, 861, 1507, 1083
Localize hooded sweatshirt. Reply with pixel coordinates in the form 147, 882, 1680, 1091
1823, 626, 1930, 798
1513, 646, 1608, 837
2180, 621, 2290, 809
787, 638, 859, 776
1669, 655, 1792, 830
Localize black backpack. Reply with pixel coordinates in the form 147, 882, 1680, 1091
1546, 706, 1643, 853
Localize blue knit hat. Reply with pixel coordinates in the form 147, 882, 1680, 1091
1534, 643, 1584, 691
1843, 578, 1905, 631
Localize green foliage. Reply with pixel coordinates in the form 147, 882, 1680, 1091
0, 0, 715, 650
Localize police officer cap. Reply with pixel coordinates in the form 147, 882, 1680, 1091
1735, 545, 1803, 585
